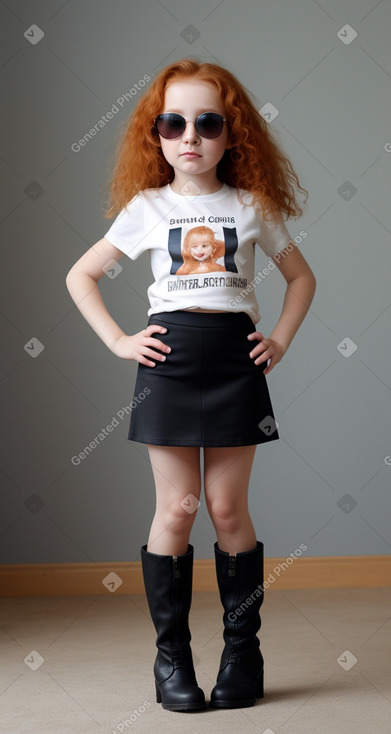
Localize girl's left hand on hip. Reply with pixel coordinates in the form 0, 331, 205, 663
247, 331, 285, 375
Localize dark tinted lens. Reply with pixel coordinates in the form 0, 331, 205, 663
195, 113, 224, 139
155, 114, 185, 139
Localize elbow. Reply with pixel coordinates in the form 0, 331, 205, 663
65, 265, 80, 295
308, 271, 317, 305
303, 263, 316, 294
65, 267, 74, 292
65, 265, 98, 298
311, 271, 317, 293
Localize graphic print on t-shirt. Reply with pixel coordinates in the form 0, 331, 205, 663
168, 225, 239, 275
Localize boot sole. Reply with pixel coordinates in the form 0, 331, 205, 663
161, 702, 207, 711
209, 698, 259, 708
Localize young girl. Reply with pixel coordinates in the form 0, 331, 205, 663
66, 59, 316, 713
176, 226, 226, 274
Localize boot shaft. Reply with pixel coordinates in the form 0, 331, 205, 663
141, 544, 194, 649
214, 541, 264, 641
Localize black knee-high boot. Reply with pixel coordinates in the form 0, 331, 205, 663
210, 541, 264, 708
141, 544, 206, 712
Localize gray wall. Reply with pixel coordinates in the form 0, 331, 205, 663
1, 0, 390, 564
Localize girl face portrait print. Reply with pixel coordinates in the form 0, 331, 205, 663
190, 232, 215, 263
176, 226, 226, 275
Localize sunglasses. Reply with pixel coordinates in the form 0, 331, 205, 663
154, 112, 226, 140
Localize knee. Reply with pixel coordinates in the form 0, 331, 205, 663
207, 498, 244, 535
157, 494, 199, 532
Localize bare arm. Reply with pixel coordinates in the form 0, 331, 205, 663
65, 237, 171, 367
248, 242, 316, 374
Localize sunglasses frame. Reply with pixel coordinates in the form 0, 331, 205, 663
154, 112, 227, 140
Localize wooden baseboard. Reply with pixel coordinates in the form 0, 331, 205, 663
0, 555, 390, 597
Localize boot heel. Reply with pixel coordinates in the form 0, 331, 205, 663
155, 681, 162, 703
255, 673, 264, 699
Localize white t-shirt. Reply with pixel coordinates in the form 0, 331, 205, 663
104, 183, 293, 324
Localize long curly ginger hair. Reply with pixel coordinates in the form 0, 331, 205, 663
105, 59, 308, 221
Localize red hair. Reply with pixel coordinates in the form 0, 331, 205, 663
105, 59, 308, 220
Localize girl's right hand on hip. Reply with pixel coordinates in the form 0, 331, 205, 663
111, 325, 171, 366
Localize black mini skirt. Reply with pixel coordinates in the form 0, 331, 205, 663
128, 311, 280, 447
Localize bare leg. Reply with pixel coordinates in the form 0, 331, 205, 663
146, 444, 201, 556
204, 445, 257, 554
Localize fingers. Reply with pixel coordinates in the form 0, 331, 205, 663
139, 325, 171, 367
138, 351, 164, 368
247, 330, 264, 341
247, 331, 281, 373
143, 325, 171, 350
145, 337, 171, 354
248, 331, 270, 363
138, 354, 157, 368
263, 357, 275, 376
144, 324, 167, 337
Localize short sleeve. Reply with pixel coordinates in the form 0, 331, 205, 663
256, 208, 292, 258
104, 193, 146, 260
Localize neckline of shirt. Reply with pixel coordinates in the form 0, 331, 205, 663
164, 182, 229, 201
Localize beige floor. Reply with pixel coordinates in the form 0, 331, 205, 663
0, 587, 390, 734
